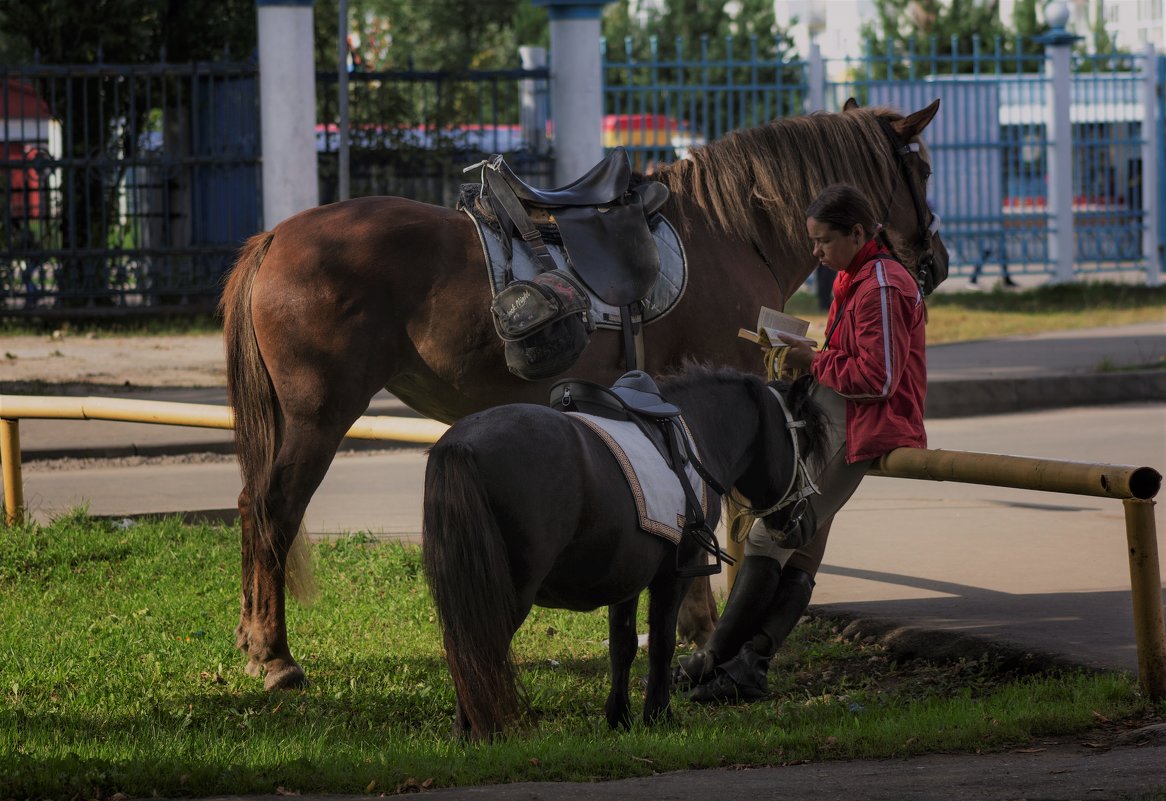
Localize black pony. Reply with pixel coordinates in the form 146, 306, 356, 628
421, 365, 829, 738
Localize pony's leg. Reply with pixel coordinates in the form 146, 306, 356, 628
644, 574, 687, 725
240, 421, 352, 690
604, 596, 639, 730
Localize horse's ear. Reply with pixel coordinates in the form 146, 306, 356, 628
843, 97, 860, 111
893, 98, 941, 139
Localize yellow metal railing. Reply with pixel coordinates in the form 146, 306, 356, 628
0, 393, 1162, 700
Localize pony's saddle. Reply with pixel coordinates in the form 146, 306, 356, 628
550, 370, 732, 578
466, 148, 671, 380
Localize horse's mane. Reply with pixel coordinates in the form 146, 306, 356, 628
650, 107, 923, 258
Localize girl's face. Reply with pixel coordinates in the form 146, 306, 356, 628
806, 217, 864, 271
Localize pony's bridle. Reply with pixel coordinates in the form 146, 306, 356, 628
725, 385, 820, 539
877, 117, 942, 292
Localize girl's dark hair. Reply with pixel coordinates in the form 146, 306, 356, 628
805, 182, 878, 236
806, 181, 902, 259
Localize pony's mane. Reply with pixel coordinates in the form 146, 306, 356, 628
651, 107, 922, 256
657, 361, 763, 396
659, 362, 830, 473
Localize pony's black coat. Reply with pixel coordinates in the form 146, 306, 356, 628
421, 366, 828, 737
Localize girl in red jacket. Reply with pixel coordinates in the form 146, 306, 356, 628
682, 182, 928, 703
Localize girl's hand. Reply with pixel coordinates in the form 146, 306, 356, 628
774, 333, 818, 372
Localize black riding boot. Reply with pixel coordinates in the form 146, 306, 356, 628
689, 567, 815, 703
673, 555, 781, 690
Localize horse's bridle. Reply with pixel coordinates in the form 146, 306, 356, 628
877, 117, 942, 292
725, 384, 820, 537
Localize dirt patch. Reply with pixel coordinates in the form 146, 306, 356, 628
0, 332, 225, 388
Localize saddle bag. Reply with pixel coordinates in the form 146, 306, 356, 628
491, 270, 596, 380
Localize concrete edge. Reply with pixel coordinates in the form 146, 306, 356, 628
926, 369, 1166, 419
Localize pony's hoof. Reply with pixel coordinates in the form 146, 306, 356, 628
263, 661, 308, 691
244, 656, 263, 678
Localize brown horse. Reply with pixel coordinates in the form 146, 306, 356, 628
220, 99, 947, 690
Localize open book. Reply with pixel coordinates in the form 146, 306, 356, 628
738, 306, 817, 347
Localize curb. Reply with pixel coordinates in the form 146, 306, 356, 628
925, 369, 1165, 419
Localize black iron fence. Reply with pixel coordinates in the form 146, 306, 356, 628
1, 59, 261, 317
315, 65, 552, 208
1, 58, 551, 318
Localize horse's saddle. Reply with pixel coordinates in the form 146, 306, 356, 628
550, 370, 731, 577
475, 149, 669, 306
459, 150, 687, 381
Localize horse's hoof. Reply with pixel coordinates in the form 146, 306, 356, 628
244, 656, 263, 678
263, 661, 308, 691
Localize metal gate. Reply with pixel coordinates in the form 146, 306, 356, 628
0, 59, 261, 317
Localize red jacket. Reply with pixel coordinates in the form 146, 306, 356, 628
811, 247, 927, 463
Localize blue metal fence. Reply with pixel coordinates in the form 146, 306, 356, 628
603, 36, 1162, 283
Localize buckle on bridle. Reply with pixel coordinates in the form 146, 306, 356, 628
781, 497, 808, 536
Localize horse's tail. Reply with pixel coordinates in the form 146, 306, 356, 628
220, 231, 315, 602
422, 440, 524, 737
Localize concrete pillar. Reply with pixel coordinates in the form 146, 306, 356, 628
806, 40, 825, 113
532, 0, 614, 186
1039, 2, 1080, 284
256, 0, 319, 228
519, 46, 549, 158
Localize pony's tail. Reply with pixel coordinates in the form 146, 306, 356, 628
422, 440, 524, 738
220, 231, 316, 603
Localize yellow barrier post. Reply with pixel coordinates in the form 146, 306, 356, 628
1124, 498, 1166, 701
1, 418, 22, 526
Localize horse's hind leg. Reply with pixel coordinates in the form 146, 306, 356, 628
605, 596, 639, 730
644, 574, 687, 725
239, 420, 353, 690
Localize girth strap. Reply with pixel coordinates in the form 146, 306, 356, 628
483, 167, 558, 274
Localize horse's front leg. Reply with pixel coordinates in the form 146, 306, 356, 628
605, 596, 640, 730
643, 573, 688, 725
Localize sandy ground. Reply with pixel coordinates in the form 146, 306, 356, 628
0, 332, 225, 388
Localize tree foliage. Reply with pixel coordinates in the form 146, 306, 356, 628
859, 0, 1049, 76
0, 0, 255, 64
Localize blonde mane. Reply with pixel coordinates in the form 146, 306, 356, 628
652, 107, 924, 261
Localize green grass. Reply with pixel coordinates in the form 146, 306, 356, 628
0, 314, 224, 338
1, 514, 1157, 799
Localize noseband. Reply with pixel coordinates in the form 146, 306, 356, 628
726, 385, 820, 540
877, 117, 941, 292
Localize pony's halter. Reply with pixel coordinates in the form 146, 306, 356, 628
726, 385, 820, 542
876, 117, 941, 290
